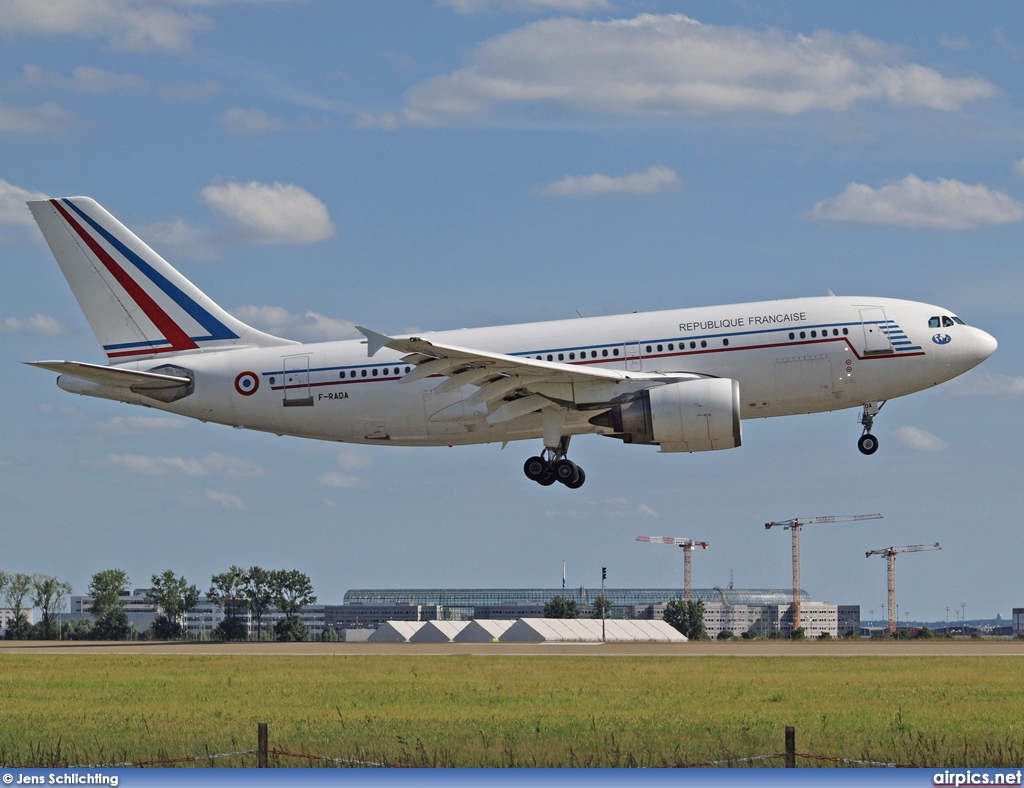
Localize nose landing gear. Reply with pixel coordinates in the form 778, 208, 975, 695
858, 401, 885, 455
523, 436, 586, 488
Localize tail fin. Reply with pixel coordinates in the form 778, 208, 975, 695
28, 197, 295, 361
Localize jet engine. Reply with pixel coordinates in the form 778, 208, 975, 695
589, 378, 741, 452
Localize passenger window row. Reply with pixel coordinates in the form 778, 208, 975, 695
532, 347, 622, 362
789, 328, 849, 340
339, 365, 412, 379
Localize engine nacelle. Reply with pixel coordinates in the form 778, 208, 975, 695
590, 378, 742, 453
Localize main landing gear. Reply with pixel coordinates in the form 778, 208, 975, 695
523, 436, 586, 488
857, 401, 885, 455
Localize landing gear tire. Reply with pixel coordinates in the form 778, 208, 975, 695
563, 467, 586, 489
524, 443, 586, 489
524, 456, 547, 481
858, 433, 879, 455
554, 459, 579, 484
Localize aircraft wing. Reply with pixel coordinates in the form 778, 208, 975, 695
356, 326, 696, 422
25, 360, 191, 392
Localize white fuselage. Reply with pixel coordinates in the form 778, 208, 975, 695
100, 295, 995, 448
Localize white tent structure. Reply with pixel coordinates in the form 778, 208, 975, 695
367, 621, 426, 642
408, 620, 469, 643
453, 620, 514, 643
500, 618, 685, 643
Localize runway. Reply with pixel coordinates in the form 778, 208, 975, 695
2, 640, 1022, 656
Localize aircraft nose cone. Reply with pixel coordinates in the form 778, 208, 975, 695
974, 328, 998, 361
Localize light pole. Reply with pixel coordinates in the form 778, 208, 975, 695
600, 567, 607, 642
946, 607, 950, 637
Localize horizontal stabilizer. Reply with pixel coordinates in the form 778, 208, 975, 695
26, 360, 190, 391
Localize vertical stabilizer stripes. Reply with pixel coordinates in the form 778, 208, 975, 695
52, 199, 199, 358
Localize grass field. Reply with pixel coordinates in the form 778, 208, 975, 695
1, 654, 1023, 767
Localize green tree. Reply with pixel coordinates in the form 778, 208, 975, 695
31, 574, 73, 640
274, 616, 311, 642
716, 629, 735, 640
88, 569, 131, 640
209, 566, 249, 639
146, 570, 199, 640
270, 569, 316, 641
663, 599, 706, 640
212, 617, 248, 641
789, 626, 806, 640
244, 566, 275, 640
3, 572, 34, 640
543, 596, 579, 619
591, 596, 612, 619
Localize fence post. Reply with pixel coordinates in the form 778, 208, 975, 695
785, 725, 795, 768
258, 722, 268, 768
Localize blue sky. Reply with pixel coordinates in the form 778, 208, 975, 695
1, 0, 1021, 624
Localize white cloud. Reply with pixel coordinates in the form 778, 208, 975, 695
545, 497, 659, 520
92, 415, 185, 435
220, 107, 288, 134
0, 102, 75, 134
202, 489, 246, 511
201, 181, 335, 243
159, 79, 220, 102
134, 218, 219, 261
1, 314, 70, 336
940, 34, 972, 52
336, 451, 372, 471
810, 175, 1024, 230
0, 179, 49, 225
544, 165, 679, 196
395, 14, 999, 125
949, 372, 1024, 398
101, 452, 265, 477
21, 64, 149, 94
231, 305, 360, 341
893, 426, 948, 451
0, 0, 213, 53
318, 471, 368, 489
439, 0, 614, 13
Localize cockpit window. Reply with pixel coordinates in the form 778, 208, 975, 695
928, 316, 940, 328
953, 316, 966, 325
942, 316, 955, 327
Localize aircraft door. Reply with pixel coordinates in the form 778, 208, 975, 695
859, 308, 894, 356
282, 355, 314, 407
624, 342, 642, 371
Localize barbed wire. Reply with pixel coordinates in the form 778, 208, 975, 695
269, 748, 403, 768
60, 746, 910, 770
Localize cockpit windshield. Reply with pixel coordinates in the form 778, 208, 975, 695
929, 315, 967, 328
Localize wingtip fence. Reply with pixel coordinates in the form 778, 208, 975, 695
61, 723, 906, 769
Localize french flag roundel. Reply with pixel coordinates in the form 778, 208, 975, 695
234, 371, 259, 396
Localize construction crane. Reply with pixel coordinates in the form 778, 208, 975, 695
865, 543, 942, 636
636, 536, 709, 601
765, 514, 883, 631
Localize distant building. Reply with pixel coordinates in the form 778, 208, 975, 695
765, 603, 838, 639
343, 588, 803, 621
0, 607, 33, 633
322, 604, 438, 632
1013, 609, 1024, 638
837, 605, 861, 637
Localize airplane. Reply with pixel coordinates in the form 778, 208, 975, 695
26, 196, 997, 489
